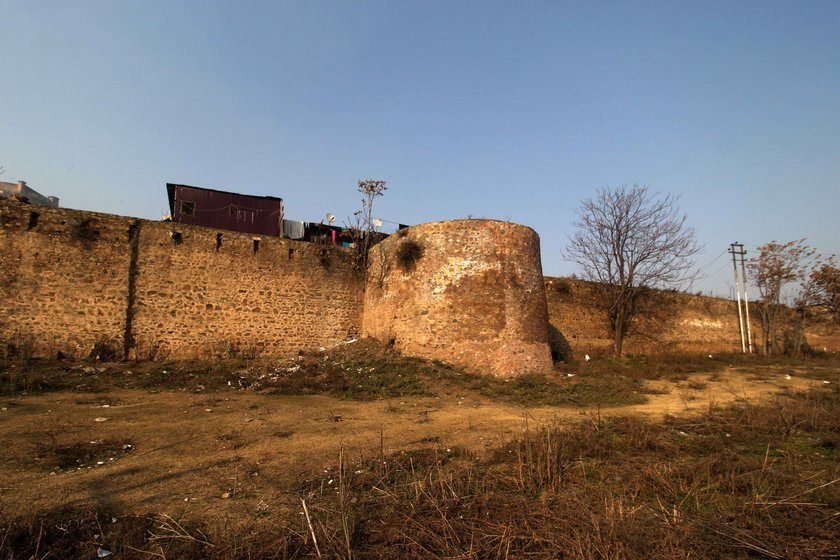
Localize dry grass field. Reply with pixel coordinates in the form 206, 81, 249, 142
1, 341, 838, 559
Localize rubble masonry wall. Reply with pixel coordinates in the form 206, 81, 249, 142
0, 201, 363, 358
362, 220, 553, 377
545, 277, 840, 359
2, 199, 837, 366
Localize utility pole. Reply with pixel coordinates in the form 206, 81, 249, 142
730, 242, 746, 353
735, 243, 753, 353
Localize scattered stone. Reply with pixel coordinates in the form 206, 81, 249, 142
94, 417, 109, 422
221, 492, 231, 499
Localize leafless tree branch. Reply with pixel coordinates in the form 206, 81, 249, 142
564, 184, 701, 355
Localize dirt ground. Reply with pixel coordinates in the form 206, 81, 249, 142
0, 363, 830, 525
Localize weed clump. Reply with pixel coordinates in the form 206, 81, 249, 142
395, 239, 423, 271
88, 337, 119, 361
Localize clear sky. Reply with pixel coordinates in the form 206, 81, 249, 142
2, 0, 838, 298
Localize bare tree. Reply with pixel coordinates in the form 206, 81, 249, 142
564, 185, 701, 356
813, 263, 840, 322
748, 239, 829, 355
350, 179, 387, 271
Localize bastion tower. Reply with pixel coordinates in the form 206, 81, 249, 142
362, 219, 553, 377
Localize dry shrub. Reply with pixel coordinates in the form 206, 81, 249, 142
300, 388, 839, 559
132, 338, 170, 362
2, 332, 36, 362
88, 336, 119, 361
395, 239, 423, 271
214, 339, 260, 360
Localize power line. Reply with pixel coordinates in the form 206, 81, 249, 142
707, 259, 733, 278
696, 248, 729, 273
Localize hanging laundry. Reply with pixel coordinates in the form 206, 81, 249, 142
283, 220, 305, 240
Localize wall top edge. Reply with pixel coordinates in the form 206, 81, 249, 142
0, 199, 352, 252
401, 218, 539, 236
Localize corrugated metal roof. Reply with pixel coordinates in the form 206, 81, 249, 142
167, 183, 283, 237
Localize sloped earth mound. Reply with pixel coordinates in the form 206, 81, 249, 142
1, 337, 743, 407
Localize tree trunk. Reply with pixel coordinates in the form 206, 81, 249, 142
757, 304, 772, 355
613, 309, 626, 356
792, 308, 807, 356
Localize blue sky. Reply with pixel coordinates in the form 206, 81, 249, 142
2, 0, 838, 297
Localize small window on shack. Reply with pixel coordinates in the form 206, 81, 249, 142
181, 201, 195, 215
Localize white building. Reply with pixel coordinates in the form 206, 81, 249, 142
0, 180, 59, 207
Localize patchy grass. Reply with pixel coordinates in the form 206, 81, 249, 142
430, 369, 648, 407
0, 358, 256, 395
4, 341, 839, 410
1, 340, 647, 406
575, 351, 840, 381
4, 382, 839, 559
236, 341, 435, 399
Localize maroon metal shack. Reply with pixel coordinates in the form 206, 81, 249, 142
166, 183, 284, 237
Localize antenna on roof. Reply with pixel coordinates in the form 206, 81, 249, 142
326, 213, 336, 224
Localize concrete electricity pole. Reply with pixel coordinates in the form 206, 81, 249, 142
729, 242, 752, 353
736, 243, 753, 353
730, 243, 746, 353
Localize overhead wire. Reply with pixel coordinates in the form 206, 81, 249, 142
691, 248, 730, 283
707, 259, 734, 278
695, 248, 729, 274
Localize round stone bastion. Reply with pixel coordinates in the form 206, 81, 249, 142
362, 219, 553, 378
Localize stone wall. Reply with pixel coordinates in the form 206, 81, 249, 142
2, 198, 838, 367
131, 221, 362, 358
545, 277, 840, 358
362, 220, 553, 377
0, 202, 132, 356
0, 200, 362, 359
